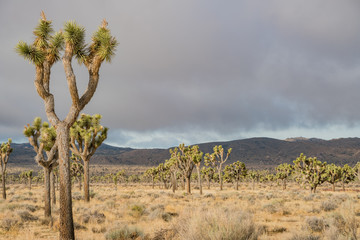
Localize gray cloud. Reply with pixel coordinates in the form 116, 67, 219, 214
1, 0, 360, 147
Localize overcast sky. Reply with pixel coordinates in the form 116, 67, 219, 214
1, 0, 360, 148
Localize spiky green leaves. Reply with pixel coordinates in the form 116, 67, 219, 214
1, 139, 13, 155
70, 113, 108, 159
33, 19, 53, 49
16, 41, 45, 65
90, 25, 118, 62
64, 21, 86, 54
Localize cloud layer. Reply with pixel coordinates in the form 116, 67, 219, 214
1, 0, 360, 148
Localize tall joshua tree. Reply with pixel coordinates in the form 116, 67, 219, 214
224, 161, 247, 190
293, 153, 327, 193
276, 163, 294, 190
0, 139, 12, 199
170, 144, 202, 194
204, 145, 232, 190
70, 114, 107, 202
16, 12, 117, 239
24, 117, 58, 217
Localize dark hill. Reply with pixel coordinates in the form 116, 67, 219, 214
8, 137, 360, 167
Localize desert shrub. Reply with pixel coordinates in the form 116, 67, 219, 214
173, 207, 261, 240
105, 225, 144, 240
152, 229, 177, 240
262, 202, 279, 214
80, 210, 106, 224
320, 199, 338, 212
130, 204, 145, 218
305, 217, 325, 232
323, 200, 358, 240
0, 218, 21, 231
289, 233, 321, 240
303, 194, 315, 201
17, 210, 38, 222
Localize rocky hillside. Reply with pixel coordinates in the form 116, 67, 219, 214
8, 137, 360, 167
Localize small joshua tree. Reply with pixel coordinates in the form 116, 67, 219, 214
70, 154, 83, 191
70, 114, 107, 202
204, 145, 232, 191
224, 161, 247, 190
24, 117, 58, 217
247, 170, 260, 190
170, 144, 202, 194
145, 167, 158, 189
325, 163, 342, 192
340, 164, 356, 191
16, 12, 117, 239
1, 139, 13, 199
276, 163, 294, 190
293, 153, 327, 193
201, 166, 215, 190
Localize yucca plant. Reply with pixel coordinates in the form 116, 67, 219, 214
24, 117, 58, 217
16, 12, 117, 239
293, 153, 327, 193
70, 114, 107, 202
204, 145, 232, 191
0, 139, 12, 199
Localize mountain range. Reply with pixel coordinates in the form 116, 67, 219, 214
8, 137, 360, 168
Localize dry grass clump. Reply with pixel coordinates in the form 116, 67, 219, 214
172, 207, 262, 240
105, 225, 145, 240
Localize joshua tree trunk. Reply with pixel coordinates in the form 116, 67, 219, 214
171, 172, 177, 193
29, 177, 32, 190
1, 170, 6, 199
151, 176, 155, 189
51, 171, 56, 205
282, 179, 287, 190
218, 164, 223, 190
44, 167, 51, 217
83, 160, 89, 201
57, 124, 75, 240
185, 176, 191, 194
342, 182, 345, 191
332, 183, 335, 192
196, 166, 202, 195
236, 179, 239, 191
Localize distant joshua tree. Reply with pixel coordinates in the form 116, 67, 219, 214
0, 139, 12, 199
70, 114, 107, 202
224, 161, 247, 190
24, 117, 58, 217
276, 163, 294, 190
170, 144, 202, 194
293, 153, 327, 193
16, 12, 117, 239
205, 145, 232, 191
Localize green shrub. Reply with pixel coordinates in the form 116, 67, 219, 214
105, 225, 144, 240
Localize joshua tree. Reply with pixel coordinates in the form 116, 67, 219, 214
204, 145, 232, 190
201, 166, 215, 190
16, 12, 117, 239
276, 163, 294, 190
293, 153, 327, 193
1, 139, 13, 199
324, 163, 342, 192
247, 170, 260, 190
340, 164, 356, 191
70, 114, 107, 202
224, 161, 247, 190
170, 144, 202, 194
145, 167, 158, 189
23, 170, 34, 190
191, 147, 203, 195
70, 154, 83, 190
24, 117, 58, 217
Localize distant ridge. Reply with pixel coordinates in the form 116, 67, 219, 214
9, 137, 360, 167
